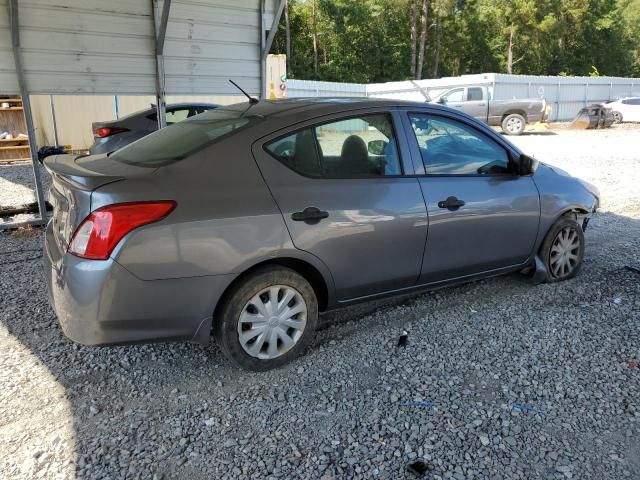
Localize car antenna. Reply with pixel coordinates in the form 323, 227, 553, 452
229, 80, 259, 105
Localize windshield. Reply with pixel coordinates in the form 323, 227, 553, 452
110, 108, 258, 167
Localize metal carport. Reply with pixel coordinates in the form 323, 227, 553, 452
0, 0, 285, 229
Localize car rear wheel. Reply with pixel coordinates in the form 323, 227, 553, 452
214, 266, 318, 371
540, 217, 585, 282
502, 113, 526, 135
612, 111, 623, 123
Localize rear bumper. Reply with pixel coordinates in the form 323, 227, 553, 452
44, 221, 235, 346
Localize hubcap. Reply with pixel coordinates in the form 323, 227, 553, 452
237, 285, 307, 360
506, 117, 522, 133
549, 227, 580, 278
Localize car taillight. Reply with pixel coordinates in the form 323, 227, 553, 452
94, 127, 129, 138
68, 201, 176, 260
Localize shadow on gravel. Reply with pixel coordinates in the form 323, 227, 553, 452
1, 211, 639, 479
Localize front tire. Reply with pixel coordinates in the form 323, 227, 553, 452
214, 266, 318, 371
539, 217, 585, 282
502, 113, 526, 135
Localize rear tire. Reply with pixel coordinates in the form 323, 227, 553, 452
539, 217, 585, 282
214, 266, 318, 371
502, 113, 526, 135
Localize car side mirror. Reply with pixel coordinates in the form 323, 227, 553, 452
437, 97, 446, 104
368, 139, 387, 155
517, 153, 538, 175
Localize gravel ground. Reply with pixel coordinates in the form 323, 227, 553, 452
1, 126, 639, 480
0, 161, 51, 226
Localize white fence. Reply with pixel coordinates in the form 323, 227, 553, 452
288, 73, 640, 121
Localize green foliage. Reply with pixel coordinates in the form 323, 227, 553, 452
271, 0, 640, 82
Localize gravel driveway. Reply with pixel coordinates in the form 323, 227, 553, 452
1, 127, 639, 480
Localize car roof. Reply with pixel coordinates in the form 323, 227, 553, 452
206, 97, 460, 130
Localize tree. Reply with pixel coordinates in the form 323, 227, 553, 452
269, 0, 640, 82
415, 0, 429, 79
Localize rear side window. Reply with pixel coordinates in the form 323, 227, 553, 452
111, 109, 254, 167
467, 88, 483, 101
265, 113, 402, 178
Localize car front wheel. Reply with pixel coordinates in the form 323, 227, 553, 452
214, 266, 318, 371
540, 217, 585, 282
612, 111, 623, 123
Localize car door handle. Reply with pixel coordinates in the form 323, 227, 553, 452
291, 206, 329, 223
438, 196, 466, 210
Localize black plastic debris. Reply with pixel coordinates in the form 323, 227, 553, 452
397, 330, 408, 347
37, 145, 66, 164
406, 458, 432, 477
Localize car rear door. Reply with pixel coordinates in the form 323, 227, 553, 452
252, 109, 428, 301
462, 87, 488, 122
402, 109, 540, 284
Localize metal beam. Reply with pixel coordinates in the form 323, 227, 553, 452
6, 0, 47, 227
156, 0, 171, 55
261, 0, 286, 98
152, 0, 171, 129
263, 0, 286, 60
0, 218, 48, 231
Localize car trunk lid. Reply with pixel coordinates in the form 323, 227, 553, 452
43, 154, 151, 249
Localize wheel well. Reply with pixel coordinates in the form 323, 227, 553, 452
562, 207, 589, 221
213, 258, 330, 323
502, 110, 527, 121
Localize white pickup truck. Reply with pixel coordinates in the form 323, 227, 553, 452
430, 85, 548, 135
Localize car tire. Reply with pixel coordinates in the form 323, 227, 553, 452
214, 266, 318, 371
612, 111, 623, 123
539, 217, 585, 282
502, 113, 526, 135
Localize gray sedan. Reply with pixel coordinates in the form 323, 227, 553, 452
43, 99, 599, 370
89, 103, 218, 155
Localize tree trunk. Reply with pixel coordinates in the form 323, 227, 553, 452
284, 0, 291, 77
312, 0, 318, 77
415, 0, 429, 79
432, 17, 441, 78
507, 23, 515, 74
410, 1, 417, 77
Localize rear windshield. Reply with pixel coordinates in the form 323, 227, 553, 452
110, 108, 257, 167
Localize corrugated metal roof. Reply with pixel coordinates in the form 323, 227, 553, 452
0, 0, 278, 95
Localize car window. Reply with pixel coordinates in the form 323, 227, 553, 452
443, 89, 464, 103
408, 113, 511, 175
265, 113, 402, 177
111, 108, 256, 167
467, 87, 483, 101
165, 109, 190, 124
622, 98, 640, 105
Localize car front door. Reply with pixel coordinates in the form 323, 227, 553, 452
253, 111, 428, 301
404, 111, 540, 284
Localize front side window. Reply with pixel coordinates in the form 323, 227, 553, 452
265, 113, 402, 177
442, 88, 464, 103
408, 113, 510, 175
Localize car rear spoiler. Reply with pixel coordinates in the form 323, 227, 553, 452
43, 154, 125, 191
